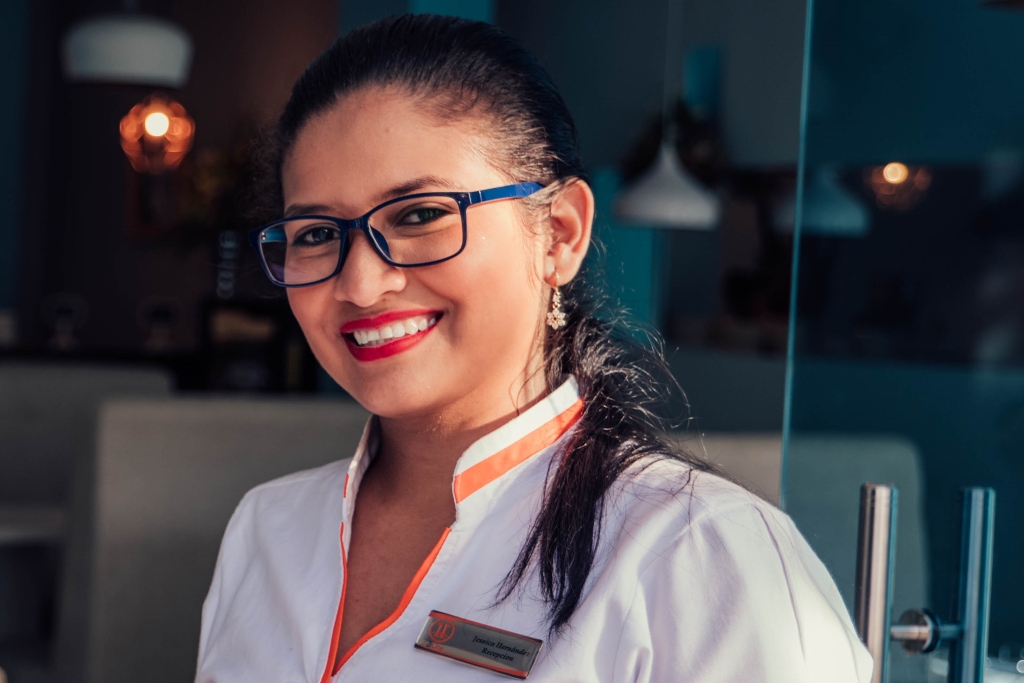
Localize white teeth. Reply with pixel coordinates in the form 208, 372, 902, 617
349, 315, 439, 347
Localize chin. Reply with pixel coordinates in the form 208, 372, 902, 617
350, 384, 445, 420
324, 360, 443, 417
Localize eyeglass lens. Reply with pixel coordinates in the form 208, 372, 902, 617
260, 195, 465, 285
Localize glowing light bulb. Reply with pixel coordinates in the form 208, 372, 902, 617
120, 95, 194, 173
882, 162, 909, 184
144, 111, 170, 137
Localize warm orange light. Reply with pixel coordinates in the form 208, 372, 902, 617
882, 162, 909, 184
865, 163, 932, 211
120, 95, 195, 174
144, 111, 170, 137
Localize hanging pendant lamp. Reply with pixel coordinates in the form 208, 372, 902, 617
615, 0, 720, 230
772, 167, 869, 237
615, 141, 721, 228
62, 6, 193, 88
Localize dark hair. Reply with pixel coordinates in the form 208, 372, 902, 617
267, 13, 718, 635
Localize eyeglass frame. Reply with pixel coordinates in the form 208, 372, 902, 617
248, 181, 545, 288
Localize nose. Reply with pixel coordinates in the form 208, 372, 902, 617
331, 228, 406, 307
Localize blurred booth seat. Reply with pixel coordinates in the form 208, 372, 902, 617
674, 432, 784, 504
60, 396, 369, 683
0, 361, 173, 509
0, 362, 172, 680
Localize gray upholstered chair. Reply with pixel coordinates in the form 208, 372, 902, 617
0, 362, 172, 682
66, 396, 369, 683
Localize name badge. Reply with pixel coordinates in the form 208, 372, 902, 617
414, 610, 543, 679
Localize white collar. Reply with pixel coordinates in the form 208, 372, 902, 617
342, 377, 582, 514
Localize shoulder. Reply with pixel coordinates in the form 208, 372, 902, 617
225, 458, 351, 538
207, 459, 350, 590
610, 456, 843, 610
241, 457, 351, 503
198, 459, 351, 669
606, 456, 872, 681
604, 456, 775, 562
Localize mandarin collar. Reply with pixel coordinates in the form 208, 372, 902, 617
342, 377, 582, 518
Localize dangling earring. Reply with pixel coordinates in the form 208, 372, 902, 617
546, 278, 566, 330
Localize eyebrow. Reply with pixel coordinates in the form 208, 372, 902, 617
283, 175, 461, 218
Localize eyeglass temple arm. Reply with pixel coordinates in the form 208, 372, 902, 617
470, 182, 544, 205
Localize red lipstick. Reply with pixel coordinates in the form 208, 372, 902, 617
339, 309, 442, 362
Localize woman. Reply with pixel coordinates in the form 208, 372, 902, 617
196, 14, 871, 683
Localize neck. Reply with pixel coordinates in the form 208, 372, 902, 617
368, 364, 550, 508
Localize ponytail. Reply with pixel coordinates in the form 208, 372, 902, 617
497, 275, 715, 634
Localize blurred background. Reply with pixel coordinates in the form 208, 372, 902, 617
0, 0, 1022, 681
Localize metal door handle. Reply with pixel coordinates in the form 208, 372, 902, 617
854, 483, 995, 683
855, 484, 897, 683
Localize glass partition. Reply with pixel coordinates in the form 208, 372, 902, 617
784, 0, 1024, 680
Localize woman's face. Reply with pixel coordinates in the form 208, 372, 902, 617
282, 87, 550, 422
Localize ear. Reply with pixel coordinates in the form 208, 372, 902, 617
544, 179, 594, 287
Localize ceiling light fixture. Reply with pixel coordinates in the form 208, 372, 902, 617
120, 95, 195, 174
864, 162, 932, 212
773, 167, 870, 237
614, 0, 720, 229
62, 7, 193, 88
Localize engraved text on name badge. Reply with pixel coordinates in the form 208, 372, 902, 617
414, 611, 543, 679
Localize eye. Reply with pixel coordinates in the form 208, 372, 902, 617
293, 225, 341, 246
397, 206, 451, 226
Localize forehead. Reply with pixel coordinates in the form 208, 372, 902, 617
281, 87, 502, 214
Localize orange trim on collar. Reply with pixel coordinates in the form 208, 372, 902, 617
453, 398, 584, 504
330, 527, 452, 675
319, 523, 348, 683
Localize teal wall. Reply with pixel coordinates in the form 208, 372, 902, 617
338, 0, 406, 34
0, 0, 30, 310
805, 0, 1024, 165
340, 0, 494, 33
589, 168, 661, 327
409, 0, 493, 22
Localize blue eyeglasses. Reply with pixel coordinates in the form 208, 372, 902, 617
248, 182, 544, 287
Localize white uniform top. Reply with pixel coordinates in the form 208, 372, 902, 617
195, 378, 873, 683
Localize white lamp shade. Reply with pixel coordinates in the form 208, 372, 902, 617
615, 143, 721, 230
774, 167, 870, 237
63, 14, 193, 88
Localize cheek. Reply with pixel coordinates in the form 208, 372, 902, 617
440, 214, 545, 341
286, 289, 311, 327
287, 287, 331, 345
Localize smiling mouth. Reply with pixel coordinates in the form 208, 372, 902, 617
344, 313, 440, 348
